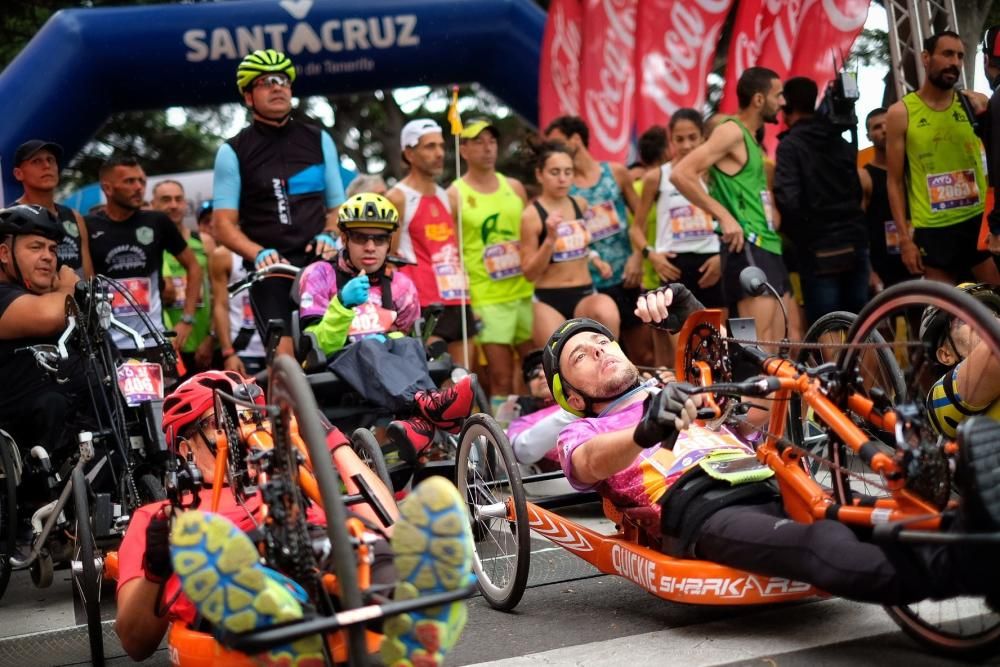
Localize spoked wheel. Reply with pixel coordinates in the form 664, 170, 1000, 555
0, 433, 18, 603
71, 467, 104, 666
350, 428, 392, 491
834, 281, 1000, 657
455, 414, 529, 611
269, 356, 368, 666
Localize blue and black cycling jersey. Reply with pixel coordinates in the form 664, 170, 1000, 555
214, 119, 346, 267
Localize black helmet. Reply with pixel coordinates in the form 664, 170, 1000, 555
919, 283, 1000, 351
542, 318, 617, 417
521, 349, 544, 384
0, 204, 64, 242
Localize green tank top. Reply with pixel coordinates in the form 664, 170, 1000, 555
902, 92, 986, 229
162, 234, 212, 354
454, 173, 534, 306
708, 119, 782, 255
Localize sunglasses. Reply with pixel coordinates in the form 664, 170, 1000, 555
526, 366, 544, 381
253, 74, 292, 90
347, 231, 392, 246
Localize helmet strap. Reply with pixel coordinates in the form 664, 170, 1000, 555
1, 237, 29, 290
562, 375, 640, 417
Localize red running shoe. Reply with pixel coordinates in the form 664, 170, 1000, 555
387, 416, 436, 465
414, 375, 476, 433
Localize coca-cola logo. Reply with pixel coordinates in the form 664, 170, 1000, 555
762, 0, 805, 71
821, 0, 868, 32
640, 0, 732, 117
549, 1, 582, 117
583, 0, 636, 155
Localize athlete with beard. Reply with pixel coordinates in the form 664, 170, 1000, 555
670, 68, 795, 345
885, 31, 999, 284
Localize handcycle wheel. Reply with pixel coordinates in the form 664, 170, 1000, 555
0, 433, 17, 602
350, 428, 392, 491
269, 356, 368, 666
836, 281, 1000, 657
455, 414, 529, 611
72, 466, 105, 666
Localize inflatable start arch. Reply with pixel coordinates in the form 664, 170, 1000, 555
0, 0, 545, 198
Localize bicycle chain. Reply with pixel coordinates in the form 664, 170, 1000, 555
719, 336, 924, 351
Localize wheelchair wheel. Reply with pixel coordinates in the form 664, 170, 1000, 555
456, 414, 529, 611
835, 281, 1000, 658
269, 356, 368, 666
72, 467, 105, 666
0, 433, 16, 602
350, 428, 392, 491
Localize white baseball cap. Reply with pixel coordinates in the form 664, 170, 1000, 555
401, 118, 443, 149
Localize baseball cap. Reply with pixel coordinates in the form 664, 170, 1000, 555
13, 140, 63, 167
401, 119, 442, 149
460, 119, 500, 141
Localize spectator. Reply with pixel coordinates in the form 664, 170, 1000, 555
153, 180, 216, 375
195, 201, 216, 253
448, 120, 534, 411
387, 119, 473, 365
859, 108, 910, 292
980, 26, 1000, 257
87, 155, 201, 353
11, 140, 93, 277
632, 126, 669, 293
346, 173, 388, 198
774, 77, 869, 324
208, 243, 266, 377
886, 30, 999, 284
544, 116, 649, 366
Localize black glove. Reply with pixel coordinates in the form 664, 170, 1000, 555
143, 507, 173, 584
632, 382, 697, 449
646, 284, 705, 333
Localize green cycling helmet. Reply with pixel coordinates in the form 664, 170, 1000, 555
236, 49, 296, 93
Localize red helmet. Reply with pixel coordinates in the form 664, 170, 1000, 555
162, 370, 264, 444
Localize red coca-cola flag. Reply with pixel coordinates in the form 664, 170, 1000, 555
755, 0, 812, 155
539, 0, 584, 130
635, 0, 734, 132
789, 0, 869, 90
579, 0, 637, 162
719, 0, 781, 114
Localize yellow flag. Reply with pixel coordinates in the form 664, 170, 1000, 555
447, 85, 463, 135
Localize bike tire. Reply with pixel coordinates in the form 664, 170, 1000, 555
269, 356, 368, 666
72, 467, 105, 666
350, 428, 392, 491
0, 433, 17, 602
836, 281, 1000, 658
456, 414, 529, 611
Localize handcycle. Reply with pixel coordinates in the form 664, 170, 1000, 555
457, 278, 1000, 658
230, 262, 489, 491
0, 275, 175, 664
160, 355, 476, 666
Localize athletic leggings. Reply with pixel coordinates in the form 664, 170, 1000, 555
694, 501, 997, 606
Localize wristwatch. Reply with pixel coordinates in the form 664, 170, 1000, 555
642, 245, 654, 258
180, 313, 195, 325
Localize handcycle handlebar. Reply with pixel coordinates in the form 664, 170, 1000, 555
228, 263, 301, 297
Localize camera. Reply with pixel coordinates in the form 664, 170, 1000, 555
818, 69, 860, 130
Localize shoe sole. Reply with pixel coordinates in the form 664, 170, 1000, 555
380, 476, 473, 667
170, 510, 323, 666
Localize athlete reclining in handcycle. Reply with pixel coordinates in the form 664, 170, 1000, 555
541, 285, 1000, 607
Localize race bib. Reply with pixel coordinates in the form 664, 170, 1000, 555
884, 220, 901, 255
483, 241, 523, 280
760, 190, 776, 231
433, 262, 470, 300
240, 294, 256, 328
347, 302, 397, 341
552, 220, 589, 262
111, 277, 151, 315
927, 170, 980, 212
582, 202, 623, 241
116, 359, 164, 407
669, 205, 715, 240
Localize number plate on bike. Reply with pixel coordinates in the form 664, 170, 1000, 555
116, 359, 164, 406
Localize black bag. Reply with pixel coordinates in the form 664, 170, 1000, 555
328, 336, 435, 412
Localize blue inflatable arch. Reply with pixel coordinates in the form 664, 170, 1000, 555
0, 0, 545, 198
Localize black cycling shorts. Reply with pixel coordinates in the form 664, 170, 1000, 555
914, 214, 993, 278
533, 284, 596, 320
598, 283, 643, 329
720, 243, 790, 310
426, 304, 477, 344
659, 252, 725, 309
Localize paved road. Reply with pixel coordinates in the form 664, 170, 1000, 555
0, 503, 997, 666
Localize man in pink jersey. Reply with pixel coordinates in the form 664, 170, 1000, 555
387, 119, 475, 365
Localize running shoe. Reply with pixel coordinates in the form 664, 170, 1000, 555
170, 510, 324, 667
414, 375, 476, 433
387, 416, 436, 465
380, 476, 474, 667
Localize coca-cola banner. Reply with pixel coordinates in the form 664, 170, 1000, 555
790, 0, 869, 88
580, 0, 637, 162
635, 0, 733, 131
539, 0, 584, 130
719, 0, 780, 114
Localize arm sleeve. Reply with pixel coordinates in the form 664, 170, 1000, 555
304, 298, 354, 355
213, 144, 242, 210
321, 132, 346, 209
511, 409, 577, 464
